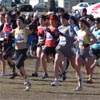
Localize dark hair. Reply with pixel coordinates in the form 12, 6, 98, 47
39, 15, 47, 21
82, 8, 87, 13
5, 12, 12, 18
60, 12, 70, 20
17, 16, 25, 23
87, 15, 95, 22
56, 7, 65, 13
16, 10, 20, 16
79, 18, 90, 28
69, 15, 78, 26
95, 17, 100, 23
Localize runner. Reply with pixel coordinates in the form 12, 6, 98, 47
76, 18, 97, 88
0, 13, 6, 76
40, 14, 59, 79
32, 15, 47, 77
87, 17, 100, 83
51, 13, 81, 91
2, 13, 17, 79
12, 16, 31, 91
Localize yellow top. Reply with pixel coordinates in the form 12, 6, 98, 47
14, 28, 28, 43
77, 29, 90, 44
13, 28, 31, 50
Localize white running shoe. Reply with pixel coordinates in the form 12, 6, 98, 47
24, 82, 31, 91
51, 80, 60, 86
1, 71, 6, 76
74, 86, 83, 91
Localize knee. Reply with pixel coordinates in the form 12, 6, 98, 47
40, 53, 46, 60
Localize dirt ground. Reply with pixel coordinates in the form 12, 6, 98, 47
0, 58, 100, 100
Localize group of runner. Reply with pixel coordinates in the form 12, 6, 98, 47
0, 8, 100, 91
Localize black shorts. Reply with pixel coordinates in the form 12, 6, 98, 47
3, 47, 14, 59
43, 46, 56, 57
15, 48, 28, 69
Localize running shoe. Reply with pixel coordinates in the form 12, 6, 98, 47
1, 71, 6, 76
86, 79, 93, 84
51, 80, 60, 86
24, 81, 31, 91
74, 86, 83, 91
41, 73, 48, 79
10, 73, 18, 79
32, 72, 38, 77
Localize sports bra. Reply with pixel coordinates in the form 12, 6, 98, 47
14, 28, 28, 43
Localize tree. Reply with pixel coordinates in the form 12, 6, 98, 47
48, 0, 56, 12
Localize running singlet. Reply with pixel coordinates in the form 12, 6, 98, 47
38, 26, 45, 42
45, 27, 57, 47
2, 24, 12, 33
77, 29, 90, 46
2, 24, 13, 40
14, 28, 27, 43
58, 25, 75, 47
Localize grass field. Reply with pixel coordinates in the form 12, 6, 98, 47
0, 58, 100, 100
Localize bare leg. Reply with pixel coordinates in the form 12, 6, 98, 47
0, 56, 6, 76
34, 47, 41, 74
86, 56, 96, 83
41, 52, 47, 73
40, 52, 49, 79
19, 66, 31, 91
72, 56, 83, 91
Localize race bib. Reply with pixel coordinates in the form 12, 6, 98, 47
79, 40, 84, 46
59, 35, 66, 45
15, 33, 24, 43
